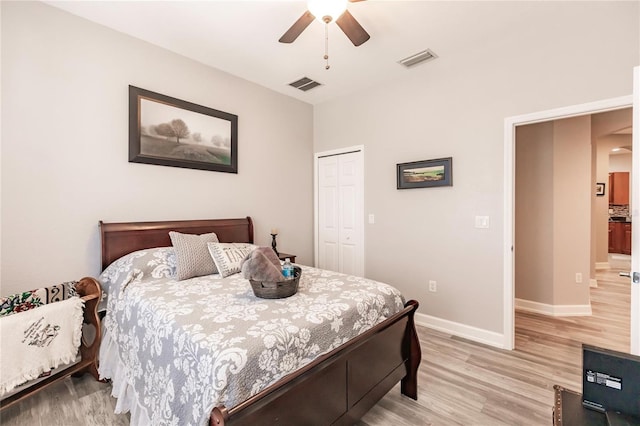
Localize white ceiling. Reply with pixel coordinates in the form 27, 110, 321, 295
46, 1, 572, 105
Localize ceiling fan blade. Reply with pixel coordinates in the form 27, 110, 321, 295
335, 10, 370, 46
348, 0, 367, 2
279, 11, 315, 43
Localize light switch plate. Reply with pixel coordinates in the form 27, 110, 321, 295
475, 216, 490, 229
368, 214, 375, 224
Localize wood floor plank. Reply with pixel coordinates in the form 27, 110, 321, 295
1, 256, 631, 425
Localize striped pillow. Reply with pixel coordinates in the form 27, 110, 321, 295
207, 243, 257, 278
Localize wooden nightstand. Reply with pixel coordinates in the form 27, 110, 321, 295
277, 252, 296, 263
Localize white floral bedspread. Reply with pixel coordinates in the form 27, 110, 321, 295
99, 248, 405, 426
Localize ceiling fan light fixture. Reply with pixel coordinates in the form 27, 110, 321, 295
308, 0, 347, 23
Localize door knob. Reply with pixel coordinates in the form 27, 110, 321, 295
619, 272, 640, 283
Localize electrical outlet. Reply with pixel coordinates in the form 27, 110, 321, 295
428, 280, 437, 292
575, 273, 583, 284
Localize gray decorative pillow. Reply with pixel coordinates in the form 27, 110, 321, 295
169, 231, 220, 280
207, 242, 257, 278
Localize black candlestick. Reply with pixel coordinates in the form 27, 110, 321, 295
271, 233, 279, 256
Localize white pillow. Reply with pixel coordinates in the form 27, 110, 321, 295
169, 231, 219, 280
207, 242, 257, 278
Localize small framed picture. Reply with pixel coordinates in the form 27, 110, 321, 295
397, 157, 453, 189
596, 182, 606, 196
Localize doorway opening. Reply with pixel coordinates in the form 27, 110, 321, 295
503, 95, 634, 351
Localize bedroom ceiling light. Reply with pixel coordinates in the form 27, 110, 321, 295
307, 0, 348, 70
308, 0, 347, 23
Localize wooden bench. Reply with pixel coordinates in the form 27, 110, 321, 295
0, 277, 103, 411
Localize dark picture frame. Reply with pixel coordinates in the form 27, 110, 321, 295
397, 157, 453, 189
129, 86, 238, 173
596, 182, 606, 196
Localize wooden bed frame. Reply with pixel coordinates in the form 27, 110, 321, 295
99, 216, 421, 426
0, 277, 102, 411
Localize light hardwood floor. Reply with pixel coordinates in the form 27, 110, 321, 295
1, 257, 631, 426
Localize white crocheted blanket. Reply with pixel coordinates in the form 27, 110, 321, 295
0, 296, 84, 396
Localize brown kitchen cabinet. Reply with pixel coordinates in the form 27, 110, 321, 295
608, 172, 630, 205
609, 221, 632, 255
623, 223, 632, 255
609, 222, 616, 252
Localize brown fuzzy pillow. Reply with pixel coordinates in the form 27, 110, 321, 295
241, 247, 284, 282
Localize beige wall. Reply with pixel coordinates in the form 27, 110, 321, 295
314, 1, 638, 334
515, 122, 554, 304
0, 2, 314, 296
552, 116, 591, 306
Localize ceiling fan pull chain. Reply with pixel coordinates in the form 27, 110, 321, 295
324, 22, 330, 70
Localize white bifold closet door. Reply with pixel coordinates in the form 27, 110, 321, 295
317, 151, 364, 276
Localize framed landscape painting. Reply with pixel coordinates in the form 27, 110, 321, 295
129, 86, 238, 173
397, 157, 452, 189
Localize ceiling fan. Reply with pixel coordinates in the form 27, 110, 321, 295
279, 0, 370, 47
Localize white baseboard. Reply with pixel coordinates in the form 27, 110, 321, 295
590, 278, 598, 288
415, 312, 506, 349
515, 298, 592, 317
595, 262, 610, 270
